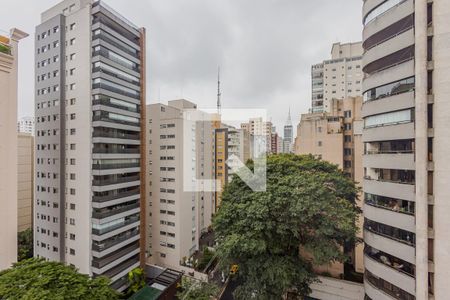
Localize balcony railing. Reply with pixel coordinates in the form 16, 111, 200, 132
93, 175, 140, 186
92, 242, 139, 269
92, 229, 140, 252
93, 147, 140, 154
93, 130, 140, 140
365, 149, 413, 155
92, 214, 139, 235
364, 176, 415, 185
92, 202, 140, 219
92, 162, 140, 170
93, 189, 140, 203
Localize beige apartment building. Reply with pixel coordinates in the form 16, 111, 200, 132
146, 100, 215, 270
295, 96, 364, 281
0, 28, 28, 270
311, 42, 363, 113
241, 117, 272, 153
362, 0, 450, 299
18, 133, 34, 232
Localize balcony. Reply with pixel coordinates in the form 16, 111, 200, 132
365, 270, 415, 300
364, 177, 415, 202
364, 203, 415, 232
92, 242, 139, 269
92, 201, 140, 219
92, 214, 139, 235
92, 162, 140, 170
92, 228, 140, 252
363, 152, 414, 170
93, 174, 140, 186
0, 39, 11, 55
93, 128, 140, 140
93, 147, 140, 155
93, 188, 140, 203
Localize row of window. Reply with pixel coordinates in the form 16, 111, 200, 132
364, 109, 413, 129
37, 26, 60, 41
160, 134, 175, 139
160, 188, 175, 194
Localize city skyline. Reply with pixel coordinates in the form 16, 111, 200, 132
1, 0, 362, 133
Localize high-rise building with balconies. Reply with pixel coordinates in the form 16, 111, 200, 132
362, 0, 449, 298
34, 0, 146, 291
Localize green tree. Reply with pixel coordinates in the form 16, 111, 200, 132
17, 228, 33, 261
0, 258, 119, 300
213, 154, 360, 299
176, 276, 219, 300
127, 267, 145, 293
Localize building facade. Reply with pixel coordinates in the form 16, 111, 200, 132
241, 117, 272, 153
34, 0, 145, 290
18, 133, 34, 232
361, 0, 450, 299
295, 96, 364, 280
311, 42, 364, 113
146, 100, 214, 270
283, 109, 294, 153
214, 125, 251, 210
0, 28, 28, 270
17, 116, 35, 135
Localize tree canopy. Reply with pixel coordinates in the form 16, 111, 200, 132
18, 228, 33, 261
176, 276, 219, 300
213, 154, 360, 299
0, 258, 119, 300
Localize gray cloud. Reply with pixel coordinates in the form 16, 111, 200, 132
0, 0, 362, 135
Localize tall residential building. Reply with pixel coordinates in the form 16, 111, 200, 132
311, 42, 363, 113
295, 96, 364, 280
241, 117, 272, 153
214, 125, 251, 210
18, 133, 34, 232
34, 0, 146, 290
361, 0, 450, 299
283, 109, 294, 153
0, 28, 28, 270
146, 100, 215, 270
17, 116, 35, 135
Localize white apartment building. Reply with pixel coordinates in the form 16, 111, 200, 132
311, 42, 364, 113
146, 100, 214, 270
34, 0, 145, 290
362, 0, 450, 298
17, 116, 35, 135
241, 117, 272, 153
0, 28, 28, 270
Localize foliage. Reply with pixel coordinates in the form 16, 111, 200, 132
127, 267, 145, 294
0, 258, 119, 300
176, 276, 219, 300
196, 247, 216, 272
18, 228, 33, 261
213, 154, 360, 299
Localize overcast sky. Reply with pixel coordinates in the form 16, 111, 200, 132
1, 0, 362, 136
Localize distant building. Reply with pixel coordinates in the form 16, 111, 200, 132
283, 109, 293, 153
311, 42, 363, 113
0, 28, 28, 270
214, 125, 251, 210
241, 117, 272, 153
17, 116, 35, 134
18, 133, 34, 232
295, 96, 364, 279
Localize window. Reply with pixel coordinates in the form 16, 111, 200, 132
70, 83, 76, 90
364, 0, 405, 25
363, 77, 415, 102
70, 159, 76, 165
344, 110, 352, 118
70, 38, 75, 45
70, 23, 76, 30
70, 53, 76, 60
70, 203, 76, 210
70, 173, 76, 180
70, 98, 76, 105
69, 248, 75, 255
69, 218, 75, 225
70, 188, 76, 195
53, 26, 59, 33
70, 113, 76, 120
365, 109, 413, 128
318, 141, 322, 147
70, 68, 75, 75
53, 41, 59, 48
344, 135, 352, 142
70, 233, 75, 240
344, 148, 352, 156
